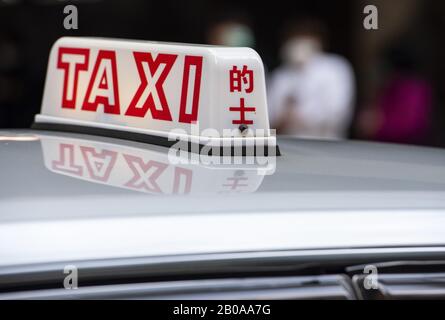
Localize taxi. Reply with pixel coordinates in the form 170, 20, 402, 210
1, 37, 445, 300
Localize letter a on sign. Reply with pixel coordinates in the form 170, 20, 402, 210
82, 50, 121, 114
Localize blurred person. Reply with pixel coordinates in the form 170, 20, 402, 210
268, 18, 355, 139
206, 14, 255, 48
358, 45, 433, 145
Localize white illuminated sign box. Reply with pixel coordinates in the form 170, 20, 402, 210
34, 37, 277, 154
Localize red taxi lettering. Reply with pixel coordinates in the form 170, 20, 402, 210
173, 167, 193, 194
80, 146, 118, 182
179, 56, 203, 123
50, 143, 197, 194
57, 47, 203, 123
123, 155, 168, 193
82, 50, 121, 114
125, 52, 177, 120
57, 47, 90, 109
52, 143, 83, 176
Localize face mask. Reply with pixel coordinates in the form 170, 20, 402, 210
220, 24, 255, 48
281, 37, 321, 66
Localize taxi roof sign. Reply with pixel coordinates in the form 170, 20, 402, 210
34, 37, 276, 154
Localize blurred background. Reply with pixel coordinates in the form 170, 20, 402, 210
0, 0, 444, 147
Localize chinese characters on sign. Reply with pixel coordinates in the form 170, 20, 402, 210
222, 171, 248, 192
229, 65, 255, 126
230, 65, 254, 93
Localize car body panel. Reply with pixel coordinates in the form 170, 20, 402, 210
1, 129, 445, 269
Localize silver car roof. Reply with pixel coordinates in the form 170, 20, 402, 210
1, 129, 445, 268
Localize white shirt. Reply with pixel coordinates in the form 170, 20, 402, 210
268, 53, 355, 140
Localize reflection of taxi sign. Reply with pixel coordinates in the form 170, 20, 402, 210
39, 134, 270, 195
34, 37, 276, 154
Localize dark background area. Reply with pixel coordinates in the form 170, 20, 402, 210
0, 0, 444, 146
